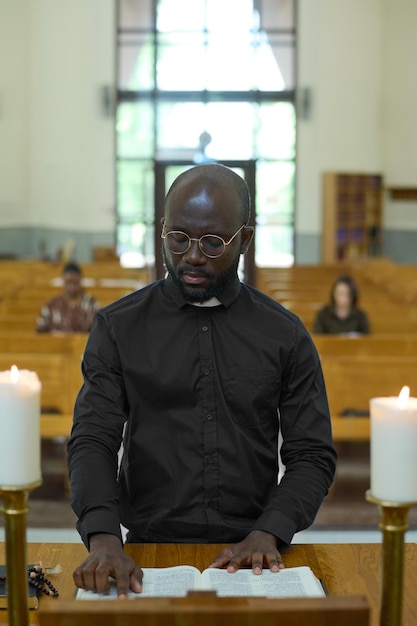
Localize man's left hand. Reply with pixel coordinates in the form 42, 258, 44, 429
209, 530, 285, 574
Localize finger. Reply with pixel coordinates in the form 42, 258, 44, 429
265, 550, 285, 572
94, 563, 114, 595
209, 547, 234, 569
73, 565, 87, 590
250, 551, 264, 575
111, 567, 131, 598
81, 561, 102, 592
226, 550, 250, 572
129, 566, 143, 594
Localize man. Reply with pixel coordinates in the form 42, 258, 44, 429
67, 163, 336, 597
36, 262, 100, 333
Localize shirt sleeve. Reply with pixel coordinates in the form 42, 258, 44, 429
67, 312, 129, 547
251, 326, 337, 546
36, 303, 52, 332
312, 307, 326, 334
359, 309, 371, 334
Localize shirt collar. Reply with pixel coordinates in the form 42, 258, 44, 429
190, 297, 221, 307
164, 274, 241, 309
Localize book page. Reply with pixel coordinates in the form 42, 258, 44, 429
200, 567, 325, 597
76, 565, 201, 599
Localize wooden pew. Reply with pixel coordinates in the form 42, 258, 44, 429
41, 414, 73, 440
281, 300, 417, 334
256, 265, 351, 296
13, 284, 137, 302
312, 335, 417, 443
0, 259, 151, 286
312, 334, 417, 357
320, 355, 417, 417
5, 285, 137, 312
0, 353, 73, 414
331, 416, 370, 442
355, 259, 417, 303
0, 331, 87, 353
0, 332, 87, 414
0, 313, 38, 332
0, 285, 140, 321
256, 263, 417, 335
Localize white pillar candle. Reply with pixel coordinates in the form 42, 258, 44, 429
0, 366, 41, 487
370, 386, 417, 502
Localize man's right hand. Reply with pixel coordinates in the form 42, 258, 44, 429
72, 533, 143, 597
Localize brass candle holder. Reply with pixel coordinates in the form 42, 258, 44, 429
0, 481, 41, 626
366, 490, 417, 626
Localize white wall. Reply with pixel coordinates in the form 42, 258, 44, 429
29, 0, 116, 231
0, 0, 30, 227
297, 0, 417, 256
1, 0, 416, 260
296, 0, 383, 235
381, 0, 417, 186
381, 0, 417, 229
0, 0, 115, 233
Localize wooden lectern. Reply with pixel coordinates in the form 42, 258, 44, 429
39, 592, 370, 626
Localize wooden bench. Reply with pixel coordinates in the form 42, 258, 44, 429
0, 332, 87, 414
41, 414, 73, 440
331, 416, 370, 442
0, 331, 87, 354
256, 265, 352, 296
256, 264, 417, 335
0, 353, 75, 414
281, 300, 417, 334
320, 354, 417, 418
313, 338, 417, 443
313, 333, 417, 357
356, 259, 417, 303
0, 285, 141, 321
0, 313, 39, 332
12, 284, 138, 306
0, 259, 151, 284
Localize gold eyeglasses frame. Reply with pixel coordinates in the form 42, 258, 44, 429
161, 221, 247, 259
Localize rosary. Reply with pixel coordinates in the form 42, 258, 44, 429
0, 564, 59, 598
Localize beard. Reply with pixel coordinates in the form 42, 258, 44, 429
163, 247, 240, 303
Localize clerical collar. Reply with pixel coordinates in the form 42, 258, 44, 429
165, 275, 241, 309
189, 297, 221, 307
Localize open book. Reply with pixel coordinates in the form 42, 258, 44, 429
76, 565, 326, 599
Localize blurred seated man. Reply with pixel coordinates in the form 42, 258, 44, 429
36, 262, 100, 333
313, 274, 370, 335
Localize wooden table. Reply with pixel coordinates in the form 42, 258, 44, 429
0, 542, 416, 625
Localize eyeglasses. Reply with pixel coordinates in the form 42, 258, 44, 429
161, 222, 247, 259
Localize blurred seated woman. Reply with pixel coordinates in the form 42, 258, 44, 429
313, 274, 370, 335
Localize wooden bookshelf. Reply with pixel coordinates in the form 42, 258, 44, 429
322, 172, 383, 262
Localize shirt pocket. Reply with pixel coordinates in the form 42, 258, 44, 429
224, 367, 280, 430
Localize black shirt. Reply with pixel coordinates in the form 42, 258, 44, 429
68, 276, 336, 547
313, 305, 370, 335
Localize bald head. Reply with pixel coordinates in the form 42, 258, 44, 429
165, 164, 251, 225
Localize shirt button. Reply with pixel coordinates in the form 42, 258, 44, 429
203, 368, 210, 376
206, 413, 213, 421
202, 325, 209, 332
206, 456, 214, 464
